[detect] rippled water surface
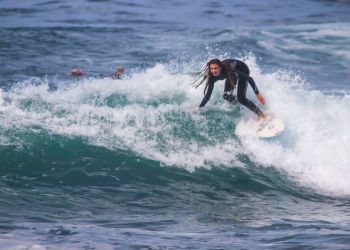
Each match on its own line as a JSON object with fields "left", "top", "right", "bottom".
{"left": 1, "top": 0, "right": 350, "bottom": 249}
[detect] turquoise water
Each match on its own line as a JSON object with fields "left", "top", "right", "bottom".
{"left": 1, "top": 0, "right": 350, "bottom": 249}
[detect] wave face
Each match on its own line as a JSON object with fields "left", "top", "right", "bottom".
{"left": 1, "top": 56, "right": 350, "bottom": 248}
{"left": 1, "top": 55, "right": 350, "bottom": 195}
{"left": 1, "top": 0, "right": 350, "bottom": 249}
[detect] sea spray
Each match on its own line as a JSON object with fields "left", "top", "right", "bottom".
{"left": 1, "top": 55, "right": 350, "bottom": 197}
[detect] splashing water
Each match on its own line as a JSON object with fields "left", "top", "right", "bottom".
{"left": 1, "top": 55, "right": 350, "bottom": 197}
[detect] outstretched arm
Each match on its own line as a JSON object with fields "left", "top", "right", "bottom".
{"left": 237, "top": 71, "right": 266, "bottom": 105}
{"left": 248, "top": 76, "right": 259, "bottom": 94}
{"left": 199, "top": 81, "right": 214, "bottom": 107}
{"left": 247, "top": 76, "right": 266, "bottom": 105}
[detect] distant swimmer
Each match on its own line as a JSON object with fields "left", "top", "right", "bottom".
{"left": 193, "top": 58, "right": 267, "bottom": 119}
{"left": 111, "top": 67, "right": 125, "bottom": 79}
{"left": 70, "top": 68, "right": 85, "bottom": 77}
{"left": 69, "top": 67, "right": 125, "bottom": 79}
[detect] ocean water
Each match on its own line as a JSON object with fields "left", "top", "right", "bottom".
{"left": 1, "top": 0, "right": 350, "bottom": 249}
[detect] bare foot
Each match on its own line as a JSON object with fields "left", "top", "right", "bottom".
{"left": 258, "top": 113, "right": 269, "bottom": 121}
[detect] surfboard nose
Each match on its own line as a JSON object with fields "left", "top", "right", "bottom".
{"left": 258, "top": 117, "right": 285, "bottom": 138}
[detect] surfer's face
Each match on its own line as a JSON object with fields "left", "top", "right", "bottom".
{"left": 209, "top": 63, "right": 221, "bottom": 76}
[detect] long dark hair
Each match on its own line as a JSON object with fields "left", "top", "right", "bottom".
{"left": 192, "top": 59, "right": 237, "bottom": 95}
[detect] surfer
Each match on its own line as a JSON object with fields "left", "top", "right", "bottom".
{"left": 70, "top": 67, "right": 125, "bottom": 79}
{"left": 111, "top": 67, "right": 125, "bottom": 79}
{"left": 193, "top": 59, "right": 267, "bottom": 119}
{"left": 70, "top": 68, "right": 85, "bottom": 77}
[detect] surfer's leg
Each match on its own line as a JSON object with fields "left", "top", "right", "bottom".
{"left": 237, "top": 78, "right": 263, "bottom": 116}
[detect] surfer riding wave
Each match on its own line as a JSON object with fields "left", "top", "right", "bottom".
{"left": 193, "top": 59, "right": 267, "bottom": 119}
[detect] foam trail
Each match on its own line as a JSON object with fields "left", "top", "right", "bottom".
{"left": 236, "top": 56, "right": 350, "bottom": 196}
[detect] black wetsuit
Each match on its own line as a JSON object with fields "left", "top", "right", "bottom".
{"left": 199, "top": 59, "right": 263, "bottom": 116}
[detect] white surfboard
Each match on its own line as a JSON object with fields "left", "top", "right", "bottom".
{"left": 257, "top": 116, "right": 285, "bottom": 138}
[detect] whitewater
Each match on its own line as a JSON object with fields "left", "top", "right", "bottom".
{"left": 1, "top": 0, "right": 350, "bottom": 249}
{"left": 1, "top": 55, "right": 349, "bottom": 198}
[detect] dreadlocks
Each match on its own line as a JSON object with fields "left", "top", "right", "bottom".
{"left": 192, "top": 59, "right": 237, "bottom": 95}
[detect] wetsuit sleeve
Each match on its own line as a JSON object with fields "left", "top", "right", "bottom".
{"left": 237, "top": 72, "right": 260, "bottom": 94}
{"left": 224, "top": 79, "right": 233, "bottom": 92}
{"left": 199, "top": 81, "right": 214, "bottom": 107}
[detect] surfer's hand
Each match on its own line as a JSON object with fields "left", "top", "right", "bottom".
{"left": 256, "top": 94, "right": 266, "bottom": 105}
{"left": 192, "top": 107, "right": 201, "bottom": 114}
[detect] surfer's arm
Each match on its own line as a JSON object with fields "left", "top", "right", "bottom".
{"left": 247, "top": 77, "right": 266, "bottom": 105}
{"left": 236, "top": 72, "right": 259, "bottom": 94}
{"left": 247, "top": 76, "right": 260, "bottom": 95}
{"left": 199, "top": 81, "right": 214, "bottom": 107}
{"left": 237, "top": 71, "right": 265, "bottom": 105}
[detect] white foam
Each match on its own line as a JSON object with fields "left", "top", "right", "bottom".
{"left": 259, "top": 23, "right": 350, "bottom": 64}
{"left": 1, "top": 56, "right": 350, "bottom": 196}
{"left": 298, "top": 23, "right": 350, "bottom": 39}
{"left": 0, "top": 89, "right": 4, "bottom": 106}
{"left": 236, "top": 57, "right": 350, "bottom": 197}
